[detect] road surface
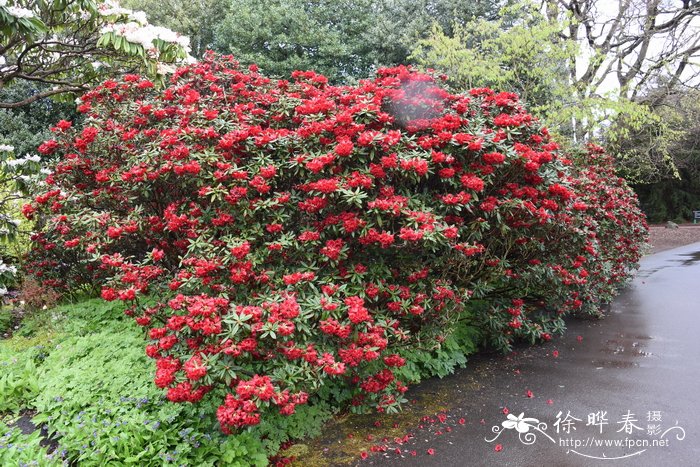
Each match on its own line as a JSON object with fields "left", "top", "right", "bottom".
{"left": 303, "top": 243, "right": 700, "bottom": 467}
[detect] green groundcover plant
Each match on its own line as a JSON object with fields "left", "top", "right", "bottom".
{"left": 24, "top": 53, "right": 647, "bottom": 435}
{"left": 0, "top": 300, "right": 272, "bottom": 466}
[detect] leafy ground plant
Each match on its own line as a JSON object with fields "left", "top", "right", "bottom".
{"left": 1, "top": 299, "right": 270, "bottom": 465}
{"left": 0, "top": 348, "right": 39, "bottom": 413}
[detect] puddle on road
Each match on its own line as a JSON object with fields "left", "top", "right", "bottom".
{"left": 676, "top": 251, "right": 700, "bottom": 266}
{"left": 638, "top": 250, "right": 700, "bottom": 277}
{"left": 591, "top": 359, "right": 640, "bottom": 369}
{"left": 597, "top": 333, "right": 654, "bottom": 363}
{"left": 637, "top": 268, "right": 661, "bottom": 278}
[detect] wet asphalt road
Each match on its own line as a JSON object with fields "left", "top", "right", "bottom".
{"left": 347, "top": 243, "right": 700, "bottom": 467}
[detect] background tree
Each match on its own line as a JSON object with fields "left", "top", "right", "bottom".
{"left": 0, "top": 141, "right": 46, "bottom": 294}
{"left": 212, "top": 0, "right": 508, "bottom": 82}
{"left": 546, "top": 0, "right": 700, "bottom": 109}
{"left": 0, "top": 81, "right": 76, "bottom": 289}
{"left": 0, "top": 81, "right": 77, "bottom": 156}
{"left": 612, "top": 86, "right": 700, "bottom": 221}
{"left": 544, "top": 0, "right": 700, "bottom": 166}
{"left": 213, "top": 0, "right": 351, "bottom": 79}
{"left": 412, "top": 0, "right": 700, "bottom": 184}
{"left": 410, "top": 2, "right": 573, "bottom": 120}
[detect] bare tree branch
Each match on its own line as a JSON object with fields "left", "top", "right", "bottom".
{"left": 0, "top": 86, "right": 87, "bottom": 109}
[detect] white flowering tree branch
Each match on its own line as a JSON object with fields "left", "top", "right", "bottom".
{"left": 0, "top": 144, "right": 40, "bottom": 293}
{"left": 0, "top": 0, "right": 193, "bottom": 108}
{"left": 0, "top": 144, "right": 42, "bottom": 239}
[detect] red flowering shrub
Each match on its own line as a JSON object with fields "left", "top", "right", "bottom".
{"left": 567, "top": 144, "right": 648, "bottom": 308}
{"left": 24, "top": 53, "right": 646, "bottom": 432}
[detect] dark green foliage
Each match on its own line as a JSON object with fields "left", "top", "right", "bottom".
{"left": 212, "top": 0, "right": 506, "bottom": 82}
{"left": 616, "top": 89, "right": 700, "bottom": 222}
{"left": 634, "top": 174, "right": 700, "bottom": 223}
{"left": 394, "top": 321, "right": 480, "bottom": 383}
{"left": 0, "top": 82, "right": 78, "bottom": 156}
{"left": 0, "top": 307, "right": 12, "bottom": 334}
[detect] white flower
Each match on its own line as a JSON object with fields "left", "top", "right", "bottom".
{"left": 100, "top": 24, "right": 115, "bottom": 35}
{"left": 156, "top": 62, "right": 177, "bottom": 75}
{"left": 117, "top": 22, "right": 158, "bottom": 50}
{"left": 97, "top": 3, "right": 133, "bottom": 18}
{"left": 176, "top": 35, "right": 191, "bottom": 49}
{"left": 152, "top": 25, "right": 178, "bottom": 43}
{"left": 4, "top": 158, "right": 25, "bottom": 167}
{"left": 0, "top": 260, "right": 18, "bottom": 275}
{"left": 0, "top": 144, "right": 14, "bottom": 152}
{"left": 129, "top": 10, "right": 148, "bottom": 25}
{"left": 6, "top": 6, "right": 35, "bottom": 18}
{"left": 100, "top": 16, "right": 192, "bottom": 62}
{"left": 4, "top": 154, "right": 40, "bottom": 167}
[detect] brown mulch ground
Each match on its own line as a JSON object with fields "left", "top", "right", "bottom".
{"left": 648, "top": 224, "right": 700, "bottom": 254}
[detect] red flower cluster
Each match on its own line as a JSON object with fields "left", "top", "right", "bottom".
{"left": 25, "top": 53, "right": 647, "bottom": 433}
